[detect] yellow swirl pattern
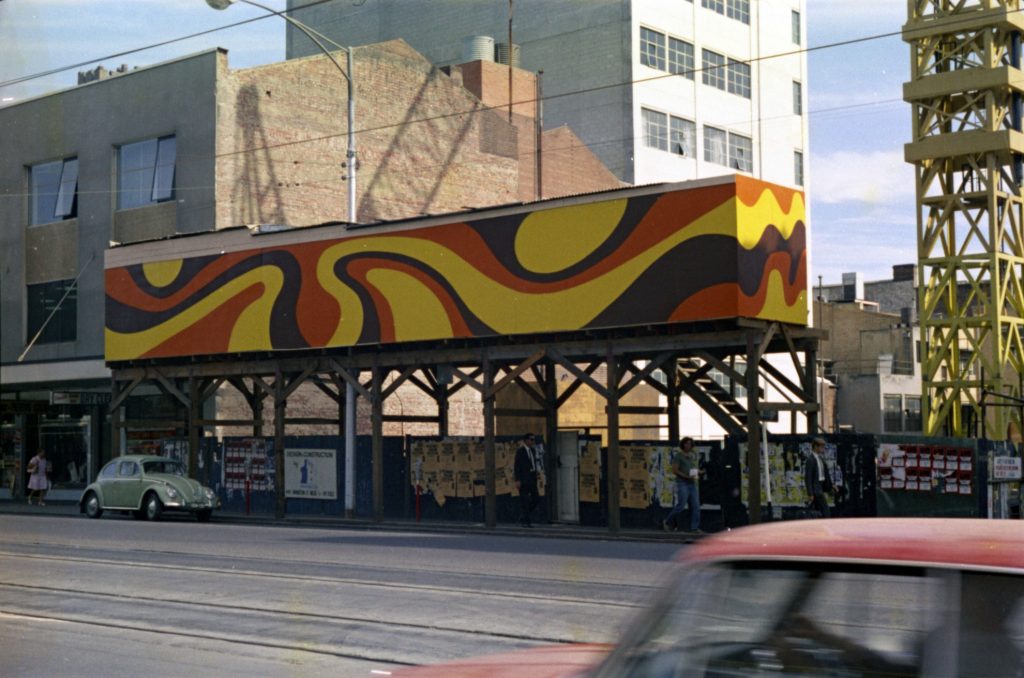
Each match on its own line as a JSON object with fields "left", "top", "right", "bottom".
{"left": 365, "top": 269, "right": 453, "bottom": 341}
{"left": 736, "top": 189, "right": 805, "bottom": 249}
{"left": 142, "top": 260, "right": 183, "bottom": 288}
{"left": 316, "top": 200, "right": 736, "bottom": 338}
{"left": 514, "top": 199, "right": 627, "bottom": 273}
{"left": 106, "top": 266, "right": 283, "bottom": 357}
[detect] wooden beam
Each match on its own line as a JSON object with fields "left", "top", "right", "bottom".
{"left": 555, "top": 360, "right": 601, "bottom": 407}
{"left": 488, "top": 349, "right": 545, "bottom": 397}
{"left": 548, "top": 348, "right": 609, "bottom": 399}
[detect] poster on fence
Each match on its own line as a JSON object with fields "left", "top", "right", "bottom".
{"left": 285, "top": 448, "right": 337, "bottom": 500}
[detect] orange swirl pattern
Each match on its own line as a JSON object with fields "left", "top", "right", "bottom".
{"left": 105, "top": 177, "right": 807, "bottom": 361}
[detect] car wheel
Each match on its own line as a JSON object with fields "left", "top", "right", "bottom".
{"left": 144, "top": 493, "right": 163, "bottom": 521}
{"left": 84, "top": 492, "right": 103, "bottom": 519}
{"left": 132, "top": 509, "right": 146, "bottom": 520}
{"left": 196, "top": 509, "right": 212, "bottom": 523}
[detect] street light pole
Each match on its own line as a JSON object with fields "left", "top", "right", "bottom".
{"left": 205, "top": 0, "right": 356, "bottom": 225}
{"left": 205, "top": 0, "right": 359, "bottom": 520}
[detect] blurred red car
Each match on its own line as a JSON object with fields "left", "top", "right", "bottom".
{"left": 392, "top": 518, "right": 1024, "bottom": 678}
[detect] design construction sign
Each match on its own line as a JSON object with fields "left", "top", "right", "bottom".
{"left": 285, "top": 448, "right": 337, "bottom": 500}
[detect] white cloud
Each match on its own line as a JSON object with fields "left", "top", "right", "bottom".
{"left": 809, "top": 149, "right": 914, "bottom": 206}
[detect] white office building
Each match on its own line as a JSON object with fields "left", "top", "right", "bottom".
{"left": 288, "top": 0, "right": 808, "bottom": 189}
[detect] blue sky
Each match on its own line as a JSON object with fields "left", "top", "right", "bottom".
{"left": 0, "top": 0, "right": 914, "bottom": 286}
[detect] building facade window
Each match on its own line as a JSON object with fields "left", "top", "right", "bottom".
{"left": 702, "top": 49, "right": 726, "bottom": 90}
{"left": 670, "top": 116, "right": 696, "bottom": 156}
{"left": 26, "top": 279, "right": 77, "bottom": 344}
{"left": 118, "top": 135, "right": 177, "bottom": 210}
{"left": 883, "top": 395, "right": 903, "bottom": 432}
{"left": 29, "top": 158, "right": 78, "bottom": 226}
{"left": 727, "top": 59, "right": 751, "bottom": 98}
{"left": 795, "top": 150, "right": 804, "bottom": 186}
{"left": 704, "top": 125, "right": 727, "bottom": 165}
{"left": 727, "top": 0, "right": 750, "bottom": 24}
{"left": 668, "top": 37, "right": 695, "bottom": 78}
{"left": 793, "top": 80, "right": 803, "bottom": 115}
{"left": 640, "top": 27, "right": 666, "bottom": 70}
{"left": 792, "top": 10, "right": 801, "bottom": 44}
{"left": 728, "top": 132, "right": 753, "bottom": 171}
{"left": 642, "top": 108, "right": 669, "bottom": 151}
{"left": 703, "top": 0, "right": 749, "bottom": 24}
{"left": 904, "top": 396, "right": 922, "bottom": 432}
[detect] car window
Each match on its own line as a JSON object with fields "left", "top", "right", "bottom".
{"left": 143, "top": 461, "right": 184, "bottom": 476}
{"left": 955, "top": 572, "right": 1024, "bottom": 678}
{"left": 100, "top": 462, "right": 118, "bottom": 479}
{"left": 117, "top": 461, "right": 140, "bottom": 477}
{"left": 604, "top": 562, "right": 938, "bottom": 677}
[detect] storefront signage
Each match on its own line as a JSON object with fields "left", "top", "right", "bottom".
{"left": 51, "top": 391, "right": 112, "bottom": 406}
{"left": 284, "top": 448, "right": 337, "bottom": 500}
{"left": 991, "top": 456, "right": 1023, "bottom": 481}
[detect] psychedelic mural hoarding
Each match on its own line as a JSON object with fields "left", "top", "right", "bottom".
{"left": 105, "top": 176, "right": 806, "bottom": 361}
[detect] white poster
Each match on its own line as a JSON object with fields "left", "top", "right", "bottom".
{"left": 285, "top": 448, "right": 337, "bottom": 500}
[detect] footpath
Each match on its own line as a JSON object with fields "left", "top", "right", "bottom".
{"left": 0, "top": 498, "right": 702, "bottom": 543}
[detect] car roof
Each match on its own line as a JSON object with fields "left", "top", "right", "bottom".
{"left": 684, "top": 518, "right": 1023, "bottom": 572}
{"left": 106, "top": 455, "right": 177, "bottom": 464}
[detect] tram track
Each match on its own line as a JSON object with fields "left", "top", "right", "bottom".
{"left": 0, "top": 542, "right": 655, "bottom": 609}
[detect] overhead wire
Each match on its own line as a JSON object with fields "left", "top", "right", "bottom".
{"left": 1, "top": 2, "right": 976, "bottom": 204}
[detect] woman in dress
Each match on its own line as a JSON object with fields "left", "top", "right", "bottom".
{"left": 27, "top": 448, "right": 49, "bottom": 506}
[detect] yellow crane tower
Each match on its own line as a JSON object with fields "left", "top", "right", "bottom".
{"left": 904, "top": 0, "right": 1024, "bottom": 439}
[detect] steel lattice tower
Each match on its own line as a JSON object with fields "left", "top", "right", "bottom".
{"left": 904, "top": 0, "right": 1024, "bottom": 437}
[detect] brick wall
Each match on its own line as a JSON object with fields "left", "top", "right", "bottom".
{"left": 457, "top": 60, "right": 623, "bottom": 202}
{"left": 215, "top": 40, "right": 520, "bottom": 227}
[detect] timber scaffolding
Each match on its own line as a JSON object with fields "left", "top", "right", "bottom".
{"left": 104, "top": 176, "right": 821, "bottom": 531}
{"left": 108, "top": 320, "right": 824, "bottom": 531}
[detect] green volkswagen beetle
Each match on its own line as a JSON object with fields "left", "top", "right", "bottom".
{"left": 79, "top": 455, "right": 219, "bottom": 522}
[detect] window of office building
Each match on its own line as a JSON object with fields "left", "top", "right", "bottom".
{"left": 703, "top": 0, "right": 749, "bottom": 24}
{"left": 26, "top": 279, "right": 77, "bottom": 344}
{"left": 640, "top": 27, "right": 666, "bottom": 71}
{"left": 702, "top": 49, "right": 726, "bottom": 90}
{"left": 118, "top": 135, "right": 176, "bottom": 210}
{"left": 905, "top": 397, "right": 922, "bottom": 432}
{"left": 670, "top": 116, "right": 696, "bottom": 157}
{"left": 704, "top": 126, "right": 727, "bottom": 165}
{"left": 792, "top": 10, "right": 801, "bottom": 44}
{"left": 884, "top": 395, "right": 903, "bottom": 432}
{"left": 668, "top": 37, "right": 695, "bottom": 78}
{"left": 728, "top": 133, "right": 753, "bottom": 171}
{"left": 29, "top": 158, "right": 78, "bottom": 226}
{"left": 642, "top": 108, "right": 669, "bottom": 151}
{"left": 727, "top": 59, "right": 751, "bottom": 98}
{"left": 727, "top": 0, "right": 750, "bottom": 24}
{"left": 793, "top": 80, "right": 803, "bottom": 115}
{"left": 795, "top": 150, "right": 804, "bottom": 186}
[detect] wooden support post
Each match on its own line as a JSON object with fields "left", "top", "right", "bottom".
{"left": 544, "top": 360, "right": 558, "bottom": 521}
{"left": 111, "top": 384, "right": 123, "bottom": 459}
{"left": 606, "top": 345, "right": 621, "bottom": 534}
{"left": 372, "top": 366, "right": 384, "bottom": 522}
{"left": 668, "top": 358, "right": 681, "bottom": 444}
{"left": 188, "top": 377, "right": 201, "bottom": 482}
{"left": 805, "top": 348, "right": 819, "bottom": 434}
{"left": 274, "top": 366, "right": 286, "bottom": 520}
{"left": 746, "top": 332, "right": 762, "bottom": 524}
{"left": 483, "top": 356, "right": 496, "bottom": 528}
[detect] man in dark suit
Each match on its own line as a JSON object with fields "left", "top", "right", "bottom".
{"left": 514, "top": 433, "right": 540, "bottom": 527}
{"left": 804, "top": 437, "right": 834, "bottom": 518}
